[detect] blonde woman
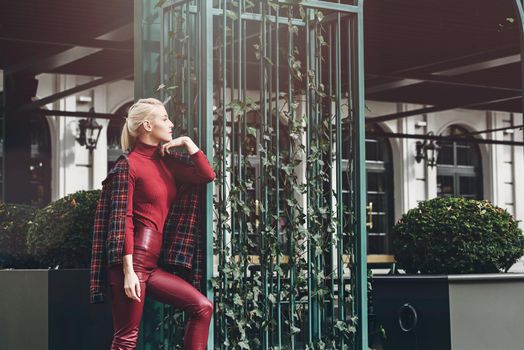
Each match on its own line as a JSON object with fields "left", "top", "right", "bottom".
{"left": 90, "top": 98, "right": 215, "bottom": 349}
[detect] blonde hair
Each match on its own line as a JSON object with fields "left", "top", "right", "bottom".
{"left": 120, "top": 98, "right": 164, "bottom": 152}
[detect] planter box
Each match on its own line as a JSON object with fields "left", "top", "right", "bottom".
{"left": 0, "top": 269, "right": 113, "bottom": 350}
{"left": 372, "top": 274, "right": 524, "bottom": 350}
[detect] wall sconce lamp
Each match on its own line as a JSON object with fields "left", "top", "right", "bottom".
{"left": 75, "top": 107, "right": 102, "bottom": 151}
{"left": 415, "top": 132, "right": 440, "bottom": 167}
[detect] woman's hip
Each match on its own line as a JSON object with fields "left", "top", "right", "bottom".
{"left": 133, "top": 222, "right": 163, "bottom": 268}
{"left": 107, "top": 222, "right": 164, "bottom": 283}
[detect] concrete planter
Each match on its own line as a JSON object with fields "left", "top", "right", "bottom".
{"left": 372, "top": 274, "right": 524, "bottom": 350}
{"left": 0, "top": 269, "right": 113, "bottom": 350}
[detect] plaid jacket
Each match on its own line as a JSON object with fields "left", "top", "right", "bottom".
{"left": 89, "top": 150, "right": 211, "bottom": 304}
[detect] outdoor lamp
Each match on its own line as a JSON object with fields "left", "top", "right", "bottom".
{"left": 415, "top": 132, "right": 440, "bottom": 168}
{"left": 75, "top": 107, "right": 102, "bottom": 151}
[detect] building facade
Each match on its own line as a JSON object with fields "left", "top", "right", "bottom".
{"left": 1, "top": 69, "right": 522, "bottom": 262}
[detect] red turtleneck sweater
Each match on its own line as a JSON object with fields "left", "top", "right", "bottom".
{"left": 124, "top": 139, "right": 215, "bottom": 255}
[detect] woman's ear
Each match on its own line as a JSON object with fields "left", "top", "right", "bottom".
{"left": 142, "top": 120, "right": 152, "bottom": 132}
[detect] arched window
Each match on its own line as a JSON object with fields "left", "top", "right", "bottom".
{"left": 436, "top": 125, "right": 483, "bottom": 199}
{"left": 107, "top": 102, "right": 133, "bottom": 171}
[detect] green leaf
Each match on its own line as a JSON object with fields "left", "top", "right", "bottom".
{"left": 225, "top": 308, "right": 235, "bottom": 319}
{"left": 263, "top": 56, "right": 274, "bottom": 66}
{"left": 268, "top": 294, "right": 276, "bottom": 304}
{"left": 268, "top": 2, "right": 279, "bottom": 11}
{"left": 299, "top": 6, "right": 306, "bottom": 20}
{"left": 226, "top": 11, "right": 238, "bottom": 21}
{"left": 234, "top": 293, "right": 243, "bottom": 306}
{"left": 316, "top": 10, "right": 324, "bottom": 22}
{"left": 253, "top": 43, "right": 260, "bottom": 60}
{"left": 290, "top": 325, "right": 301, "bottom": 335}
{"left": 238, "top": 340, "right": 250, "bottom": 349}
{"left": 247, "top": 126, "right": 257, "bottom": 137}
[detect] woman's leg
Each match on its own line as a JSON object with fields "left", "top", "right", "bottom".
{"left": 146, "top": 268, "right": 213, "bottom": 350}
{"left": 107, "top": 264, "right": 148, "bottom": 350}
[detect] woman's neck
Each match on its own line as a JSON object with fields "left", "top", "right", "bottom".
{"left": 133, "top": 138, "right": 160, "bottom": 158}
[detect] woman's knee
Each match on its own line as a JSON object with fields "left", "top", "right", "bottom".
{"left": 191, "top": 297, "right": 213, "bottom": 319}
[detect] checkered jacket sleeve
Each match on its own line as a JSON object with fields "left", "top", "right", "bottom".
{"left": 89, "top": 180, "right": 112, "bottom": 304}
{"left": 162, "top": 151, "right": 210, "bottom": 291}
{"left": 192, "top": 191, "right": 205, "bottom": 290}
{"left": 89, "top": 156, "right": 129, "bottom": 304}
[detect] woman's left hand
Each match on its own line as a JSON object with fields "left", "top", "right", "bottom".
{"left": 160, "top": 136, "right": 200, "bottom": 157}
{"left": 159, "top": 136, "right": 188, "bottom": 157}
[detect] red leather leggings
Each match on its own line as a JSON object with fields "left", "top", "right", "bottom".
{"left": 107, "top": 223, "right": 213, "bottom": 350}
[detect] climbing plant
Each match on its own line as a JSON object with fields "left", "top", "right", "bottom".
{"left": 146, "top": 0, "right": 366, "bottom": 348}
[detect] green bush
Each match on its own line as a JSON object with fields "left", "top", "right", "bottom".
{"left": 0, "top": 202, "right": 39, "bottom": 268}
{"left": 392, "top": 197, "right": 524, "bottom": 274}
{"left": 26, "top": 190, "right": 100, "bottom": 269}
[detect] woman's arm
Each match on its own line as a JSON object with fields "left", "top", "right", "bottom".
{"left": 122, "top": 163, "right": 141, "bottom": 302}
{"left": 166, "top": 137, "right": 216, "bottom": 184}
{"left": 123, "top": 164, "right": 136, "bottom": 256}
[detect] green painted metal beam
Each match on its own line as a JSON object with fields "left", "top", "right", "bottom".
{"left": 199, "top": 2, "right": 215, "bottom": 350}
{"left": 354, "top": 1, "right": 368, "bottom": 348}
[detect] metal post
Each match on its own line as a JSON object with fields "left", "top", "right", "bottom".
{"left": 199, "top": 2, "right": 215, "bottom": 350}
{"left": 353, "top": 2, "right": 368, "bottom": 349}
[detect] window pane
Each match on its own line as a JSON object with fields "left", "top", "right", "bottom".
{"left": 437, "top": 144, "right": 454, "bottom": 165}
{"left": 368, "top": 234, "right": 387, "bottom": 255}
{"left": 437, "top": 175, "right": 454, "bottom": 197}
{"left": 367, "top": 172, "right": 379, "bottom": 192}
{"left": 459, "top": 176, "right": 478, "bottom": 197}
{"left": 366, "top": 139, "right": 379, "bottom": 161}
{"left": 366, "top": 172, "right": 391, "bottom": 254}
{"left": 456, "top": 145, "right": 472, "bottom": 166}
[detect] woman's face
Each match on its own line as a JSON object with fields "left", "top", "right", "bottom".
{"left": 143, "top": 106, "right": 174, "bottom": 142}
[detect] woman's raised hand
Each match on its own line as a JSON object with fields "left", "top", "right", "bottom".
{"left": 159, "top": 136, "right": 200, "bottom": 156}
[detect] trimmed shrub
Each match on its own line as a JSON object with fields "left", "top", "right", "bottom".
{"left": 26, "top": 190, "right": 100, "bottom": 269}
{"left": 392, "top": 197, "right": 524, "bottom": 274}
{"left": 0, "top": 202, "right": 39, "bottom": 268}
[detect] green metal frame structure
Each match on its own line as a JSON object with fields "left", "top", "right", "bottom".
{"left": 135, "top": 0, "right": 368, "bottom": 349}
{"left": 134, "top": 0, "right": 365, "bottom": 348}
